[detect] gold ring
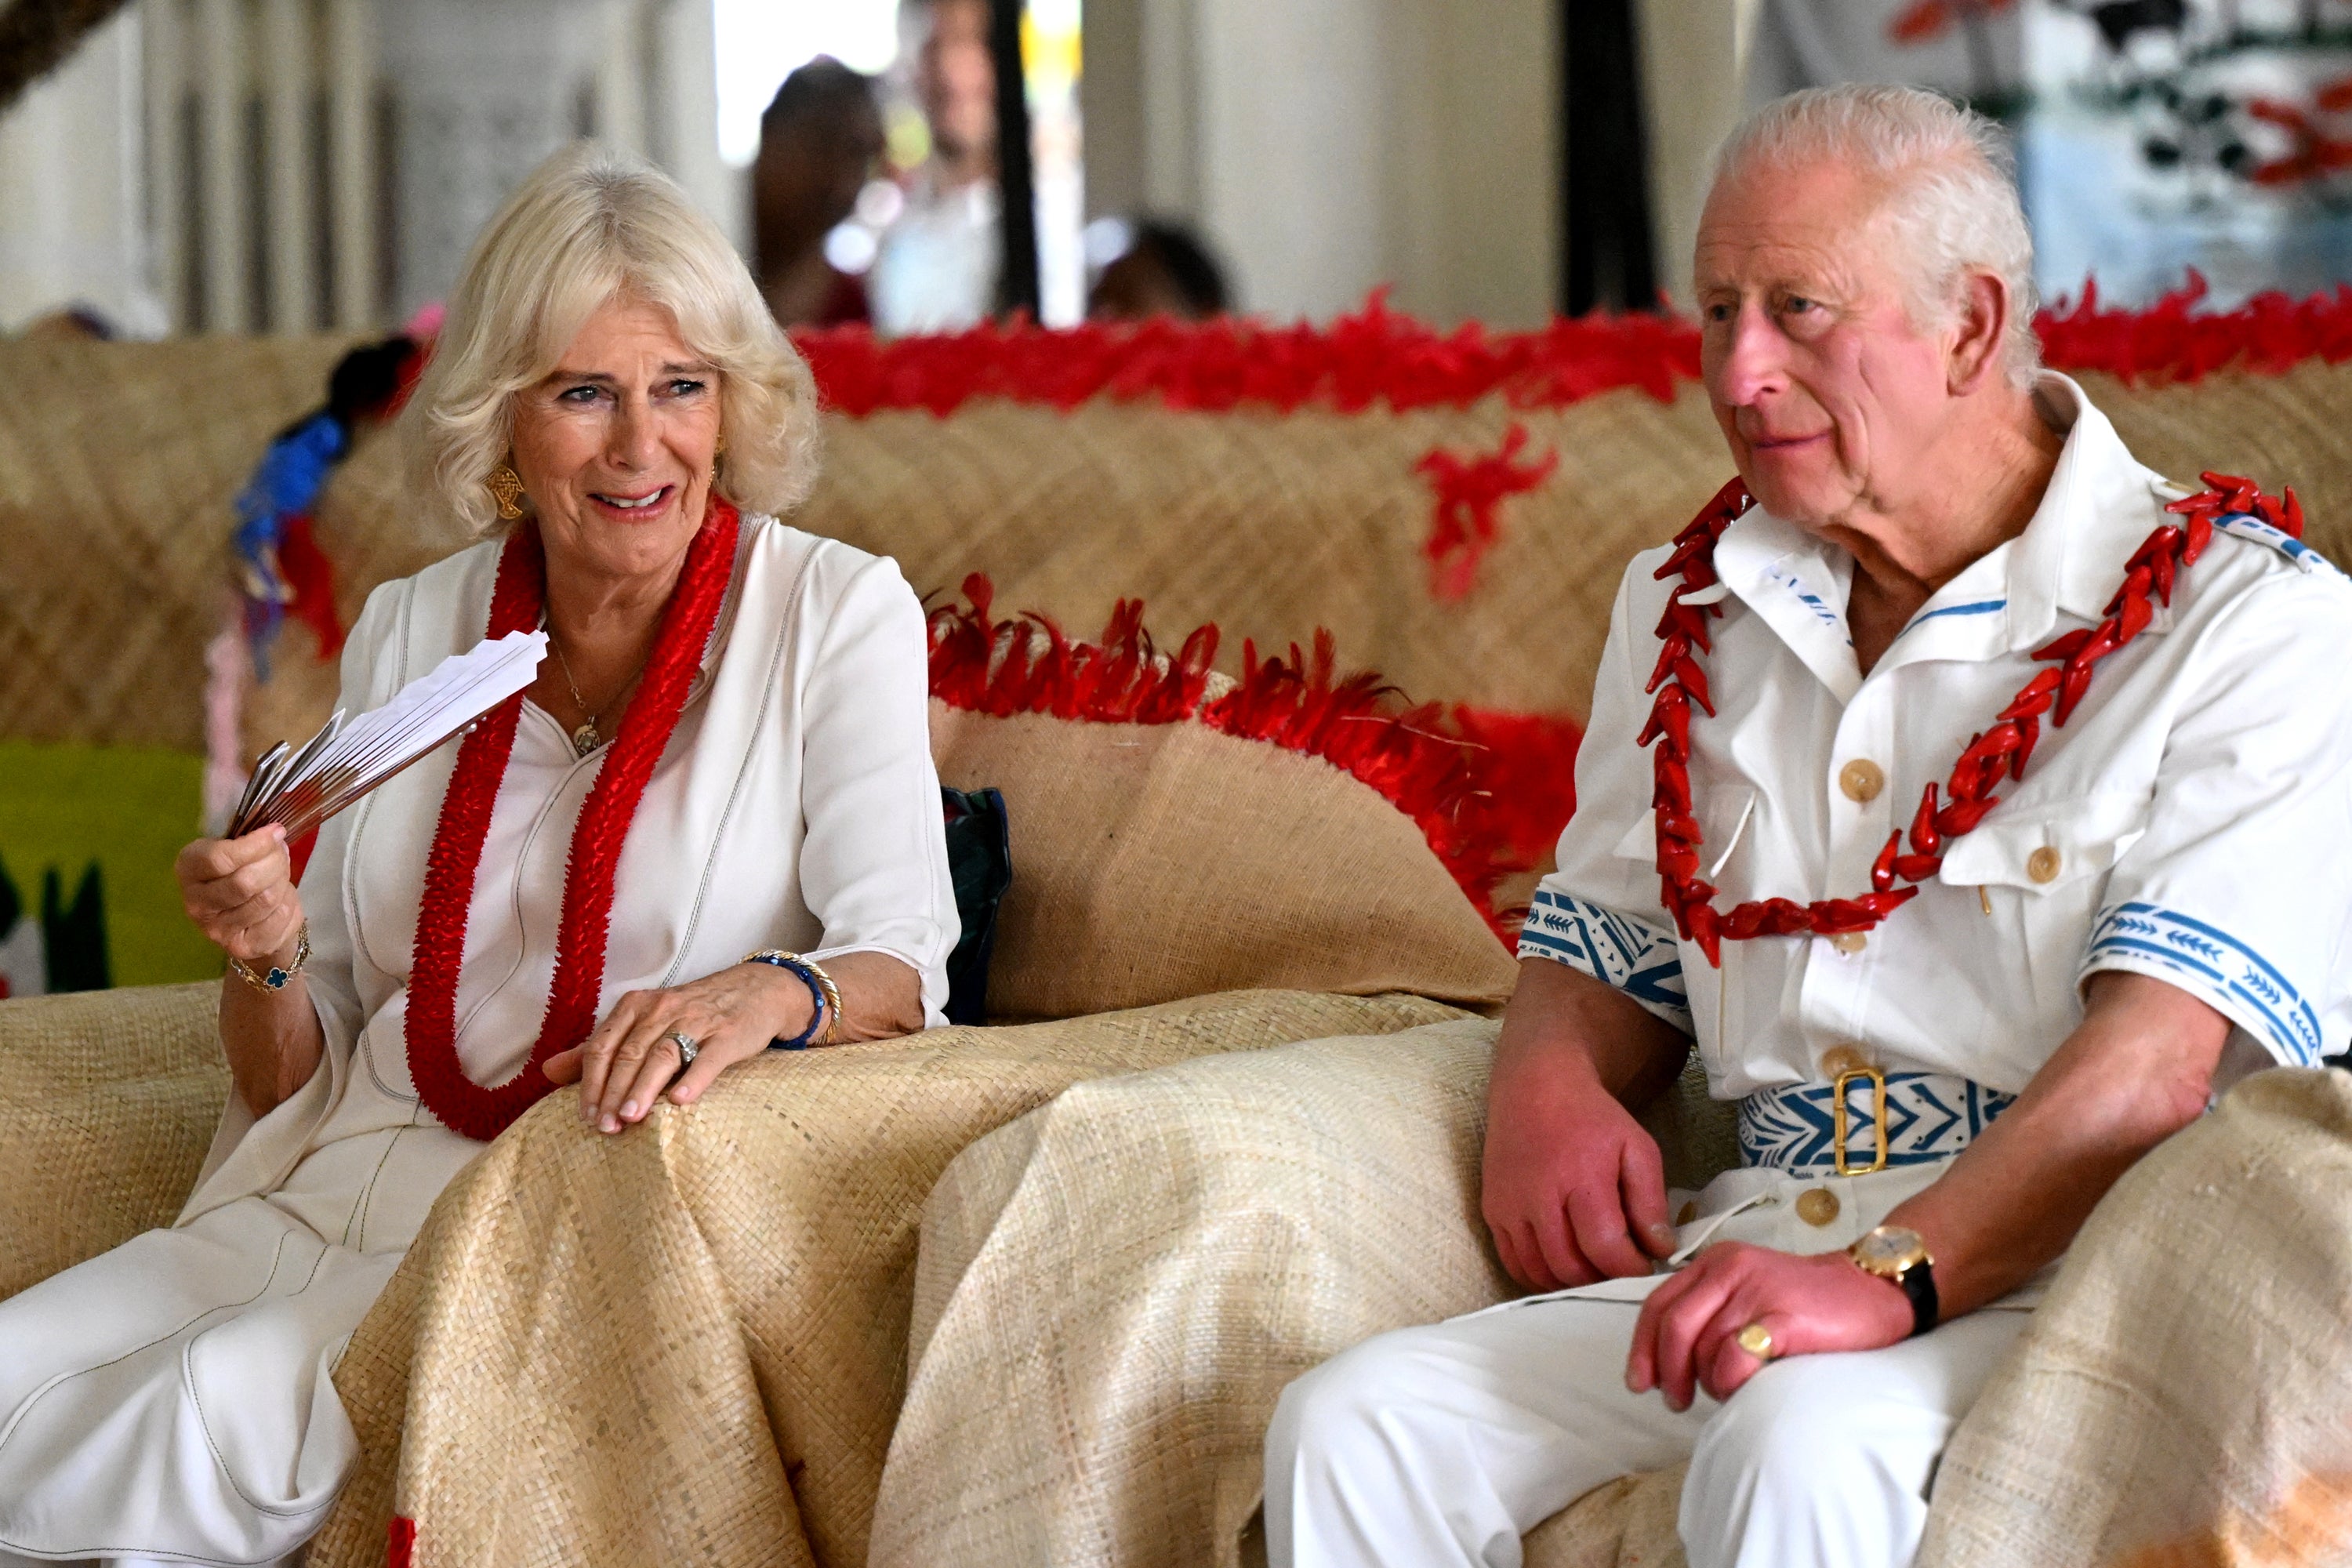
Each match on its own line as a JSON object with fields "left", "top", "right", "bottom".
{"left": 1735, "top": 1323, "right": 1776, "bottom": 1361}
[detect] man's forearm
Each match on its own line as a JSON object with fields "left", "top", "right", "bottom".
{"left": 1884, "top": 971, "right": 2227, "bottom": 1318}
{"left": 1490, "top": 958, "right": 1690, "bottom": 1109}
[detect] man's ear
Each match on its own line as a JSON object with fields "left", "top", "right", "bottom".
{"left": 1946, "top": 270, "right": 2010, "bottom": 394}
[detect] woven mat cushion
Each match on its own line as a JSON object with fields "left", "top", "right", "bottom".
{"left": 932, "top": 702, "right": 1516, "bottom": 1019}
{"left": 875, "top": 1018, "right": 1726, "bottom": 1568}
{"left": 307, "top": 987, "right": 1468, "bottom": 1568}
{"left": 1915, "top": 1066, "right": 2352, "bottom": 1568}
{"left": 0, "top": 982, "right": 225, "bottom": 1299}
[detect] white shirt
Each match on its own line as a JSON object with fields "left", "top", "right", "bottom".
{"left": 180, "top": 516, "right": 959, "bottom": 1238}
{"left": 1523, "top": 375, "right": 2352, "bottom": 1109}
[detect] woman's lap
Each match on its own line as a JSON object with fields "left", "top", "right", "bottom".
{"left": 0, "top": 1197, "right": 397, "bottom": 1565}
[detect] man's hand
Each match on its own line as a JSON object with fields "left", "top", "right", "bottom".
{"left": 1481, "top": 960, "right": 1691, "bottom": 1291}
{"left": 1626, "top": 1242, "right": 1913, "bottom": 1408}
{"left": 1483, "top": 1065, "right": 1676, "bottom": 1288}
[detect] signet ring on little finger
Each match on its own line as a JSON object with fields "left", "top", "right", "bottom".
{"left": 1736, "top": 1323, "right": 1777, "bottom": 1362}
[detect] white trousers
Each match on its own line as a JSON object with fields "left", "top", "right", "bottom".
{"left": 0, "top": 1197, "right": 400, "bottom": 1566}
{"left": 1265, "top": 1277, "right": 2027, "bottom": 1568}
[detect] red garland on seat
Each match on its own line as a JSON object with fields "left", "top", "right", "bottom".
{"left": 1646, "top": 471, "right": 2297, "bottom": 966}
{"left": 924, "top": 574, "right": 1570, "bottom": 936}
{"left": 793, "top": 280, "right": 2352, "bottom": 421}
{"left": 1446, "top": 704, "right": 1582, "bottom": 870}
{"left": 1415, "top": 423, "right": 1562, "bottom": 601}
{"left": 403, "top": 502, "right": 740, "bottom": 1143}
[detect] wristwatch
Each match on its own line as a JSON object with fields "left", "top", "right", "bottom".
{"left": 1846, "top": 1225, "right": 1938, "bottom": 1338}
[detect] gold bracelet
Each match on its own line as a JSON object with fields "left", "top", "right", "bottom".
{"left": 228, "top": 923, "right": 310, "bottom": 993}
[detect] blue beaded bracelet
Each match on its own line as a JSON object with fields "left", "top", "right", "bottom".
{"left": 743, "top": 949, "right": 832, "bottom": 1050}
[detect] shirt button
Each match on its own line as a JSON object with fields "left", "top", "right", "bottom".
{"left": 2027, "top": 845, "right": 2063, "bottom": 883}
{"left": 1820, "top": 1044, "right": 1871, "bottom": 1077}
{"left": 1838, "top": 759, "right": 1886, "bottom": 804}
{"left": 1797, "top": 1188, "right": 1842, "bottom": 1227}
{"left": 1828, "top": 931, "right": 1867, "bottom": 955}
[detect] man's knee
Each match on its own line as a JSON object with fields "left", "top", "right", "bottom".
{"left": 1681, "top": 1353, "right": 1941, "bottom": 1566}
{"left": 1269, "top": 1326, "right": 1465, "bottom": 1480}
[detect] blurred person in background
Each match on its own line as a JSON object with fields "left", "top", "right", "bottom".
{"left": 753, "top": 57, "right": 884, "bottom": 328}
{"left": 1087, "top": 219, "right": 1232, "bottom": 322}
{"left": 869, "top": 0, "right": 1000, "bottom": 334}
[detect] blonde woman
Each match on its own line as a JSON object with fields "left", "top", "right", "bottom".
{"left": 0, "top": 145, "right": 955, "bottom": 1568}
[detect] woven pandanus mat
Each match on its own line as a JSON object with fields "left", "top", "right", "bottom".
{"left": 801, "top": 390, "right": 1726, "bottom": 722}
{"left": 0, "top": 336, "right": 354, "bottom": 751}
{"left": 0, "top": 981, "right": 224, "bottom": 1299}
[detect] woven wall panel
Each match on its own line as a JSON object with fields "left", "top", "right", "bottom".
{"left": 7, "top": 335, "right": 2352, "bottom": 760}
{"left": 0, "top": 337, "right": 353, "bottom": 750}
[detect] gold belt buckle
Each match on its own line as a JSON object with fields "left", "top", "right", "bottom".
{"left": 1831, "top": 1065, "right": 1889, "bottom": 1176}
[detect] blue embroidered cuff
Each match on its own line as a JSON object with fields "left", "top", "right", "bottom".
{"left": 2082, "top": 902, "right": 2326, "bottom": 1067}
{"left": 1516, "top": 890, "right": 1693, "bottom": 1034}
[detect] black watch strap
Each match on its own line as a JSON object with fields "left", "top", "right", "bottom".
{"left": 1897, "top": 1258, "right": 1939, "bottom": 1338}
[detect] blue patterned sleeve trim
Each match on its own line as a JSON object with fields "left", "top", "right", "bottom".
{"left": 2083, "top": 902, "right": 2326, "bottom": 1066}
{"left": 1517, "top": 890, "right": 1693, "bottom": 1034}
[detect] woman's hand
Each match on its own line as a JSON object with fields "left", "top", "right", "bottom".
{"left": 543, "top": 960, "right": 817, "bottom": 1134}
{"left": 176, "top": 826, "right": 305, "bottom": 968}
{"left": 1624, "top": 1241, "right": 1914, "bottom": 1409}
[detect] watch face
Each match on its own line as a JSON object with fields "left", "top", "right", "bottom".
{"left": 1854, "top": 1225, "right": 1929, "bottom": 1273}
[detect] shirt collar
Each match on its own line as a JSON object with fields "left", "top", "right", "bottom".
{"left": 1712, "top": 372, "right": 2172, "bottom": 697}
{"left": 2001, "top": 372, "right": 2176, "bottom": 650}
{"left": 1714, "top": 507, "right": 1862, "bottom": 702}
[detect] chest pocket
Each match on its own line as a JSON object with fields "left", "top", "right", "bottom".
{"left": 1610, "top": 788, "right": 1759, "bottom": 1068}
{"left": 1610, "top": 787, "right": 1761, "bottom": 881}
{"left": 1936, "top": 790, "right": 2151, "bottom": 1003}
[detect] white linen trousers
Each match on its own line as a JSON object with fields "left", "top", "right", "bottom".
{"left": 0, "top": 517, "right": 958, "bottom": 1566}
{"left": 1266, "top": 1160, "right": 2032, "bottom": 1568}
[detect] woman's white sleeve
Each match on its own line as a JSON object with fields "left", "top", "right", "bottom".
{"left": 295, "top": 579, "right": 407, "bottom": 1056}
{"left": 794, "top": 555, "right": 958, "bottom": 1025}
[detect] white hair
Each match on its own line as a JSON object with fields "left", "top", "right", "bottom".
{"left": 1711, "top": 85, "right": 2041, "bottom": 388}
{"left": 401, "top": 142, "right": 822, "bottom": 539}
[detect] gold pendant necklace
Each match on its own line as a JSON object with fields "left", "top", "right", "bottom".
{"left": 550, "top": 636, "right": 624, "bottom": 759}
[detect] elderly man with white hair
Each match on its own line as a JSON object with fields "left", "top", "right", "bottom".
{"left": 1265, "top": 84, "right": 2352, "bottom": 1568}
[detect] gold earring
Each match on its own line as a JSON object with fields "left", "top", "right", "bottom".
{"left": 488, "top": 463, "right": 525, "bottom": 521}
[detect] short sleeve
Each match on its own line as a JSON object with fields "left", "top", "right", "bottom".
{"left": 793, "top": 551, "right": 959, "bottom": 1025}
{"left": 1517, "top": 557, "right": 1693, "bottom": 1035}
{"left": 2081, "top": 572, "right": 2352, "bottom": 1069}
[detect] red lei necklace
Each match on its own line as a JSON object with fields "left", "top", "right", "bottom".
{"left": 1646, "top": 471, "right": 2299, "bottom": 967}
{"left": 405, "top": 499, "right": 740, "bottom": 1141}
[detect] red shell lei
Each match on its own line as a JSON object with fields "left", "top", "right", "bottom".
{"left": 404, "top": 499, "right": 741, "bottom": 1142}
{"left": 1646, "top": 471, "right": 2301, "bottom": 967}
